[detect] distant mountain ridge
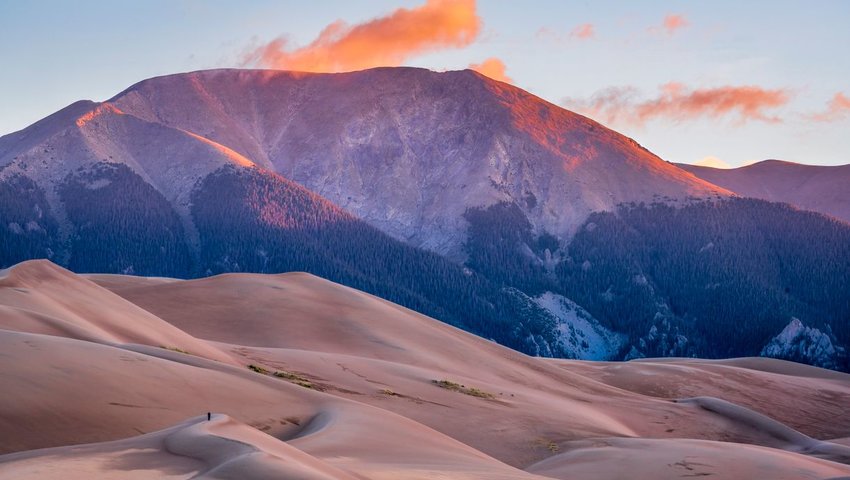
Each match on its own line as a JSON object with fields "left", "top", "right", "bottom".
{"left": 678, "top": 160, "right": 850, "bottom": 224}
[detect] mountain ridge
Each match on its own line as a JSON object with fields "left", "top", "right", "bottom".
{"left": 678, "top": 159, "right": 850, "bottom": 223}
{"left": 0, "top": 66, "right": 729, "bottom": 258}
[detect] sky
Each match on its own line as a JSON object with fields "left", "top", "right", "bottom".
{"left": 1, "top": 0, "right": 848, "bottom": 167}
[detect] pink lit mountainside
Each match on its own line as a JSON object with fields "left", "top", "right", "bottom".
{"left": 1, "top": 67, "right": 849, "bottom": 368}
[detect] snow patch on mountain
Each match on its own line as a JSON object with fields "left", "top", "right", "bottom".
{"left": 534, "top": 291, "right": 625, "bottom": 360}
{"left": 761, "top": 318, "right": 846, "bottom": 370}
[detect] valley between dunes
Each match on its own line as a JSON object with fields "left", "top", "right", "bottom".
{"left": 1, "top": 259, "right": 849, "bottom": 479}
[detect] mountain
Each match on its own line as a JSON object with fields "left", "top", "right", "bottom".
{"left": 0, "top": 66, "right": 726, "bottom": 359}
{"left": 557, "top": 198, "right": 850, "bottom": 367}
{"left": 1, "top": 260, "right": 850, "bottom": 479}
{"left": 2, "top": 67, "right": 849, "bottom": 370}
{"left": 0, "top": 67, "right": 727, "bottom": 260}
{"left": 678, "top": 160, "right": 850, "bottom": 224}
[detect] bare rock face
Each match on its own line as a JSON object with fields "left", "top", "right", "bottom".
{"left": 678, "top": 160, "right": 850, "bottom": 225}
{"left": 0, "top": 67, "right": 726, "bottom": 259}
{"left": 761, "top": 318, "right": 846, "bottom": 370}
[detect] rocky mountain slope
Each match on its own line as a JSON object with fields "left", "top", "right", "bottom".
{"left": 0, "top": 67, "right": 727, "bottom": 262}
{"left": 678, "top": 160, "right": 850, "bottom": 224}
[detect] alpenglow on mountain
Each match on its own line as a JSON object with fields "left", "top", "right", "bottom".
{"left": 0, "top": 67, "right": 728, "bottom": 258}
{"left": 1, "top": 67, "right": 848, "bottom": 370}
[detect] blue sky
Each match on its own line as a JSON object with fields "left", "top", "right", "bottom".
{"left": 1, "top": 0, "right": 848, "bottom": 166}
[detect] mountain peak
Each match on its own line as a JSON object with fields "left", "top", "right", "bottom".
{"left": 94, "top": 67, "right": 728, "bottom": 255}
{"left": 2, "top": 66, "right": 730, "bottom": 257}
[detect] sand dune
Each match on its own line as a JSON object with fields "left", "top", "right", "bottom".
{"left": 2, "top": 260, "right": 850, "bottom": 478}
{"left": 0, "top": 415, "right": 353, "bottom": 480}
{"left": 0, "top": 330, "right": 548, "bottom": 479}
{"left": 527, "top": 437, "right": 850, "bottom": 480}
{"left": 555, "top": 358, "right": 850, "bottom": 440}
{"left": 0, "top": 261, "right": 231, "bottom": 364}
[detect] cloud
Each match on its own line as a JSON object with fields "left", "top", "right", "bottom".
{"left": 663, "top": 14, "right": 688, "bottom": 34}
{"left": 649, "top": 14, "right": 689, "bottom": 35}
{"left": 243, "top": 0, "right": 481, "bottom": 72}
{"left": 563, "top": 83, "right": 790, "bottom": 126}
{"left": 692, "top": 156, "right": 733, "bottom": 169}
{"left": 570, "top": 23, "right": 595, "bottom": 40}
{"left": 536, "top": 23, "right": 595, "bottom": 42}
{"left": 469, "top": 57, "right": 512, "bottom": 83}
{"left": 810, "top": 92, "right": 850, "bottom": 122}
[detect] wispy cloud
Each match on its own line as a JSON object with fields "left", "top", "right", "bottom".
{"left": 242, "top": 0, "right": 480, "bottom": 72}
{"left": 570, "top": 23, "right": 595, "bottom": 40}
{"left": 809, "top": 92, "right": 850, "bottom": 122}
{"left": 563, "top": 83, "right": 791, "bottom": 126}
{"left": 649, "top": 14, "right": 689, "bottom": 35}
{"left": 469, "top": 57, "right": 512, "bottom": 83}
{"left": 536, "top": 23, "right": 595, "bottom": 42}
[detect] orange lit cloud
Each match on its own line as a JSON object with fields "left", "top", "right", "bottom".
{"left": 810, "top": 92, "right": 850, "bottom": 122}
{"left": 570, "top": 23, "right": 595, "bottom": 40}
{"left": 243, "top": 0, "right": 480, "bottom": 72}
{"left": 663, "top": 14, "right": 688, "bottom": 33}
{"left": 649, "top": 14, "right": 689, "bottom": 35}
{"left": 469, "top": 57, "right": 512, "bottom": 83}
{"left": 564, "top": 83, "right": 790, "bottom": 126}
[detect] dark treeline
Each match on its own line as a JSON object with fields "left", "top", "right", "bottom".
{"left": 191, "top": 166, "right": 564, "bottom": 356}
{"left": 0, "top": 175, "right": 58, "bottom": 267}
{"left": 58, "top": 163, "right": 192, "bottom": 276}
{"left": 461, "top": 198, "right": 850, "bottom": 367}
{"left": 0, "top": 164, "right": 564, "bottom": 358}
{"left": 463, "top": 202, "right": 558, "bottom": 296}
{"left": 557, "top": 200, "right": 850, "bottom": 360}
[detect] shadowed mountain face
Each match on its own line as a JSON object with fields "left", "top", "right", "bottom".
{"left": 557, "top": 199, "right": 850, "bottom": 369}
{"left": 678, "top": 160, "right": 850, "bottom": 224}
{"left": 0, "top": 160, "right": 568, "bottom": 357}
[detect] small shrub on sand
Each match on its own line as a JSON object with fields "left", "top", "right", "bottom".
{"left": 534, "top": 439, "right": 560, "bottom": 453}
{"left": 248, "top": 365, "right": 315, "bottom": 389}
{"left": 247, "top": 364, "right": 270, "bottom": 374}
{"left": 433, "top": 379, "right": 462, "bottom": 391}
{"left": 159, "top": 345, "right": 190, "bottom": 355}
{"left": 273, "top": 370, "right": 308, "bottom": 382}
{"left": 273, "top": 370, "right": 314, "bottom": 389}
{"left": 464, "top": 387, "right": 494, "bottom": 398}
{"left": 432, "top": 379, "right": 494, "bottom": 399}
